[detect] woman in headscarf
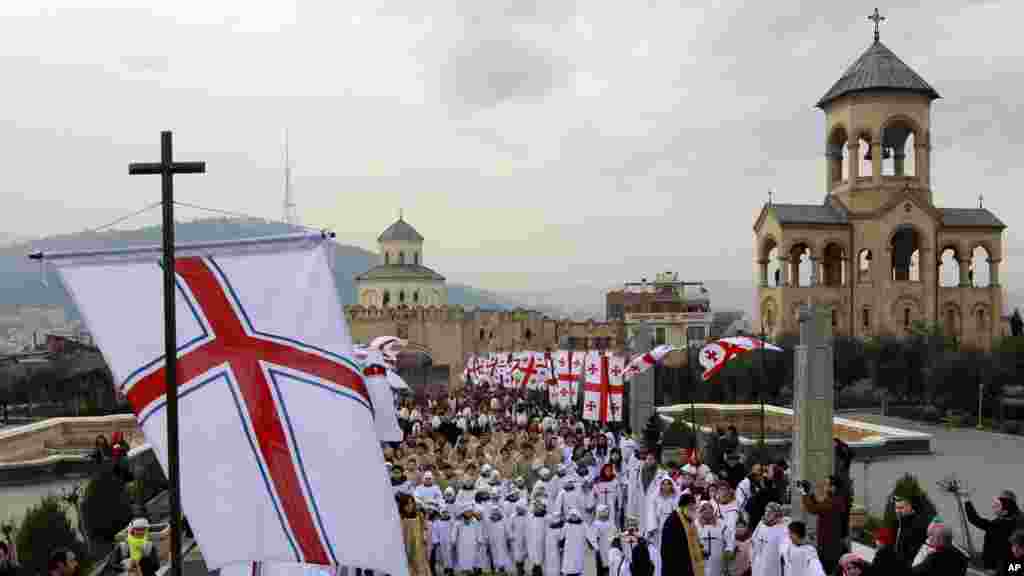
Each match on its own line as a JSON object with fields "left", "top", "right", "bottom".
{"left": 397, "top": 493, "right": 431, "bottom": 576}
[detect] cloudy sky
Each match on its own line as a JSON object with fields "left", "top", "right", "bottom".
{"left": 1, "top": 0, "right": 1020, "bottom": 311}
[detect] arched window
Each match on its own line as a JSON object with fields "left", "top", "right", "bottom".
{"left": 904, "top": 308, "right": 911, "bottom": 329}
{"left": 971, "top": 246, "right": 992, "bottom": 287}
{"left": 858, "top": 249, "right": 872, "bottom": 283}
{"left": 399, "top": 290, "right": 405, "bottom": 303}
{"left": 384, "top": 252, "right": 390, "bottom": 265}
{"left": 413, "top": 290, "right": 419, "bottom": 303}
{"left": 479, "top": 328, "right": 486, "bottom": 341}
{"left": 524, "top": 329, "right": 533, "bottom": 342}
{"left": 399, "top": 252, "right": 405, "bottom": 265}
{"left": 890, "top": 227, "right": 921, "bottom": 282}
{"left": 939, "top": 247, "right": 960, "bottom": 287}
{"left": 414, "top": 252, "right": 419, "bottom": 265}
{"left": 383, "top": 291, "right": 391, "bottom": 307}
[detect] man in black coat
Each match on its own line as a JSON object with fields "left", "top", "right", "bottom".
{"left": 894, "top": 496, "right": 931, "bottom": 567}
{"left": 660, "top": 493, "right": 703, "bottom": 576}
{"left": 966, "top": 491, "right": 1022, "bottom": 571}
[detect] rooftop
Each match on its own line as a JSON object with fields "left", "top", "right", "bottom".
{"left": 817, "top": 40, "right": 940, "bottom": 108}
{"left": 377, "top": 217, "right": 424, "bottom": 243}
{"left": 355, "top": 264, "right": 445, "bottom": 282}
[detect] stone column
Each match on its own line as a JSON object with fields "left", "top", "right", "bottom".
{"left": 758, "top": 260, "right": 769, "bottom": 287}
{"left": 791, "top": 304, "right": 835, "bottom": 542}
{"left": 916, "top": 140, "right": 930, "bottom": 186}
{"left": 894, "top": 151, "right": 906, "bottom": 177}
{"left": 629, "top": 323, "right": 656, "bottom": 435}
{"left": 871, "top": 141, "right": 882, "bottom": 186}
{"left": 777, "top": 256, "right": 790, "bottom": 287}
{"left": 808, "top": 256, "right": 819, "bottom": 287}
{"left": 848, "top": 138, "right": 860, "bottom": 181}
{"left": 990, "top": 259, "right": 1001, "bottom": 287}
{"left": 959, "top": 258, "right": 971, "bottom": 287}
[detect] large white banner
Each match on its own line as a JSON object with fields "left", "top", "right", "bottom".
{"left": 50, "top": 234, "right": 406, "bottom": 576}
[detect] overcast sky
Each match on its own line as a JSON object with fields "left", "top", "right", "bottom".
{"left": 1, "top": 0, "right": 1021, "bottom": 310}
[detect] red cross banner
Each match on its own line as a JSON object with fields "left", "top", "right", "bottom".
{"left": 699, "top": 336, "right": 784, "bottom": 381}
{"left": 554, "top": 350, "right": 582, "bottom": 409}
{"left": 531, "top": 351, "right": 551, "bottom": 391}
{"left": 47, "top": 233, "right": 407, "bottom": 576}
{"left": 622, "top": 344, "right": 678, "bottom": 381}
{"left": 582, "top": 352, "right": 626, "bottom": 423}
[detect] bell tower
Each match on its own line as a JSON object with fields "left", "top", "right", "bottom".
{"left": 819, "top": 8, "right": 940, "bottom": 215}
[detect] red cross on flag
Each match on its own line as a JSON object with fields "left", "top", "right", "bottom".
{"left": 622, "top": 344, "right": 678, "bottom": 380}
{"left": 582, "top": 352, "right": 626, "bottom": 423}
{"left": 45, "top": 233, "right": 406, "bottom": 576}
{"left": 531, "top": 351, "right": 551, "bottom": 391}
{"left": 555, "top": 350, "right": 582, "bottom": 409}
{"left": 699, "top": 336, "right": 784, "bottom": 381}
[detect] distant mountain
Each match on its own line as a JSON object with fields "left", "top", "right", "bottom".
{"left": 0, "top": 218, "right": 511, "bottom": 318}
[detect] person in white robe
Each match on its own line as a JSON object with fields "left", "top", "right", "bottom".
{"left": 628, "top": 452, "right": 659, "bottom": 533}
{"left": 525, "top": 501, "right": 547, "bottom": 576}
{"left": 544, "top": 514, "right": 565, "bottom": 576}
{"left": 750, "top": 503, "right": 788, "bottom": 576}
{"left": 432, "top": 506, "right": 454, "bottom": 576}
{"left": 509, "top": 502, "right": 529, "bottom": 576}
{"left": 415, "top": 472, "right": 445, "bottom": 508}
{"left": 561, "top": 508, "right": 587, "bottom": 576}
{"left": 484, "top": 501, "right": 513, "bottom": 574}
{"left": 593, "top": 464, "right": 621, "bottom": 519}
{"left": 457, "top": 477, "right": 478, "bottom": 506}
{"left": 696, "top": 501, "right": 733, "bottom": 576}
{"left": 646, "top": 476, "right": 679, "bottom": 551}
{"left": 589, "top": 505, "right": 615, "bottom": 576}
{"left": 780, "top": 521, "right": 825, "bottom": 576}
{"left": 451, "top": 504, "right": 485, "bottom": 575}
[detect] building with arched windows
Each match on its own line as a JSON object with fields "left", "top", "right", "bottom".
{"left": 752, "top": 26, "right": 1007, "bottom": 349}
{"left": 348, "top": 215, "right": 625, "bottom": 390}
{"left": 355, "top": 216, "right": 448, "bottom": 308}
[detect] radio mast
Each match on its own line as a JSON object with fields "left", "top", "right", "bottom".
{"left": 282, "top": 129, "right": 298, "bottom": 225}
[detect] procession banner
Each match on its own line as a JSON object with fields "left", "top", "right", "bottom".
{"left": 45, "top": 233, "right": 407, "bottom": 576}
{"left": 699, "top": 336, "right": 783, "bottom": 381}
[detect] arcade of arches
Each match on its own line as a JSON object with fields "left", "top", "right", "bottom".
{"left": 752, "top": 32, "right": 1007, "bottom": 350}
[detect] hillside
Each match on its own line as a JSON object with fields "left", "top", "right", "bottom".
{"left": 0, "top": 218, "right": 511, "bottom": 317}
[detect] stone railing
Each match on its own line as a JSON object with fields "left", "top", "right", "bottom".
{"left": 0, "top": 415, "right": 141, "bottom": 464}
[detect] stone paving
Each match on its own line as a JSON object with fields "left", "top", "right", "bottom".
{"left": 845, "top": 412, "right": 1024, "bottom": 553}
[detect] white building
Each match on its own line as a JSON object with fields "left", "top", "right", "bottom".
{"left": 355, "top": 216, "right": 448, "bottom": 308}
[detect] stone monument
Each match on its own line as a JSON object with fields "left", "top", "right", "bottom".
{"left": 629, "top": 322, "right": 656, "bottom": 435}
{"left": 790, "top": 303, "right": 835, "bottom": 540}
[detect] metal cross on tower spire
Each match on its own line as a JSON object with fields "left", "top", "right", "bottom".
{"left": 868, "top": 8, "right": 885, "bottom": 43}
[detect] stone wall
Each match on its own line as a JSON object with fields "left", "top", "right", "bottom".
{"left": 0, "top": 415, "right": 140, "bottom": 463}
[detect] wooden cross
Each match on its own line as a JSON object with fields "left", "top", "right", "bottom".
{"left": 868, "top": 8, "right": 885, "bottom": 42}
{"left": 128, "top": 131, "right": 205, "bottom": 576}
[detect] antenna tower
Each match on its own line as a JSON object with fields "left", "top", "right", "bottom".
{"left": 283, "top": 129, "right": 298, "bottom": 225}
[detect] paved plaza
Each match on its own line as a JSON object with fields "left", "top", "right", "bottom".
{"left": 846, "top": 411, "right": 1024, "bottom": 552}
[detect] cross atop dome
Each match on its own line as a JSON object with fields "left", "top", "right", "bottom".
{"left": 868, "top": 8, "right": 885, "bottom": 43}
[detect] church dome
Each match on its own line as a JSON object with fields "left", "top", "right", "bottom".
{"left": 816, "top": 40, "right": 940, "bottom": 109}
{"left": 377, "top": 217, "right": 424, "bottom": 243}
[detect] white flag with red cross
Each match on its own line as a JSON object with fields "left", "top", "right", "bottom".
{"left": 531, "top": 351, "right": 552, "bottom": 391}
{"left": 622, "top": 344, "right": 678, "bottom": 380}
{"left": 496, "top": 352, "right": 514, "bottom": 388}
{"left": 699, "top": 337, "right": 783, "bottom": 381}
{"left": 554, "top": 349, "right": 584, "bottom": 408}
{"left": 45, "top": 233, "right": 406, "bottom": 576}
{"left": 581, "top": 352, "right": 626, "bottom": 423}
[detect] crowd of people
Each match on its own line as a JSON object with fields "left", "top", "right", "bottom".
{"left": 5, "top": 385, "right": 1024, "bottom": 576}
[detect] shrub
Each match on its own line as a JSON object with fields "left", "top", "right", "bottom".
{"left": 16, "top": 494, "right": 81, "bottom": 576}
{"left": 883, "top": 473, "right": 939, "bottom": 530}
{"left": 81, "top": 468, "right": 134, "bottom": 543}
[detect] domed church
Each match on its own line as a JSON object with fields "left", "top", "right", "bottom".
{"left": 355, "top": 214, "right": 448, "bottom": 308}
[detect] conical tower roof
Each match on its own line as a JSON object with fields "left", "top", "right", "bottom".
{"left": 816, "top": 40, "right": 940, "bottom": 109}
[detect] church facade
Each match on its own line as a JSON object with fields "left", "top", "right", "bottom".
{"left": 347, "top": 216, "right": 625, "bottom": 390}
{"left": 753, "top": 28, "right": 1007, "bottom": 350}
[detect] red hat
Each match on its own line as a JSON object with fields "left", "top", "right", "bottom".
{"left": 874, "top": 527, "right": 895, "bottom": 546}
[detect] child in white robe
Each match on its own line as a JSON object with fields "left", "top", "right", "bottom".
{"left": 485, "top": 501, "right": 513, "bottom": 574}
{"left": 696, "top": 501, "right": 732, "bottom": 576}
{"left": 555, "top": 478, "right": 586, "bottom": 520}
{"left": 526, "top": 500, "right": 548, "bottom": 576}
{"left": 433, "top": 507, "right": 454, "bottom": 576}
{"left": 509, "top": 502, "right": 529, "bottom": 576}
{"left": 780, "top": 521, "right": 825, "bottom": 576}
{"left": 451, "top": 505, "right": 485, "bottom": 576}
{"left": 588, "top": 505, "right": 614, "bottom": 576}
{"left": 750, "top": 503, "right": 788, "bottom": 576}
{"left": 544, "top": 514, "right": 565, "bottom": 576}
{"left": 561, "top": 508, "right": 587, "bottom": 576}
